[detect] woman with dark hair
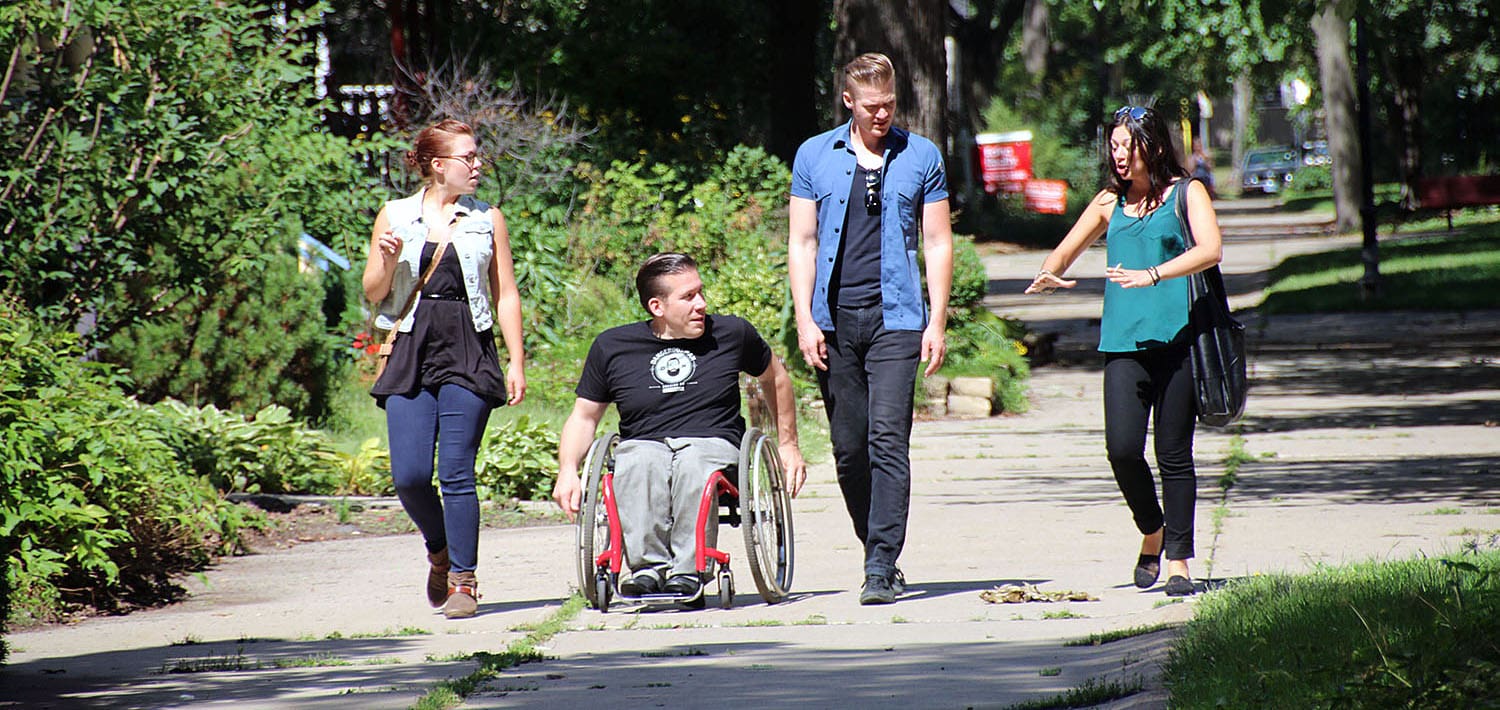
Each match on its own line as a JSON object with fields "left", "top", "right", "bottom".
{"left": 1024, "top": 105, "right": 1224, "bottom": 596}
{"left": 363, "top": 119, "right": 527, "bottom": 618}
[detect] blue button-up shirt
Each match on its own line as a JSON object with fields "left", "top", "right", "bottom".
{"left": 791, "top": 122, "right": 948, "bottom": 332}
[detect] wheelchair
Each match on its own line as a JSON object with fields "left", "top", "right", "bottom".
{"left": 574, "top": 427, "right": 795, "bottom": 611}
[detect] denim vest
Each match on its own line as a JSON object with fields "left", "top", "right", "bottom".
{"left": 374, "top": 189, "right": 495, "bottom": 333}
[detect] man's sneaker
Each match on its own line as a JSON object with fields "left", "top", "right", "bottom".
{"left": 859, "top": 574, "right": 895, "bottom": 605}
{"left": 663, "top": 574, "right": 702, "bottom": 597}
{"left": 890, "top": 567, "right": 907, "bottom": 596}
{"left": 620, "top": 573, "right": 661, "bottom": 597}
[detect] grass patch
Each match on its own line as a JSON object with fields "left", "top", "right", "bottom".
{"left": 1063, "top": 622, "right": 1175, "bottom": 647}
{"left": 1425, "top": 507, "right": 1464, "bottom": 516}
{"left": 792, "top": 614, "right": 829, "bottom": 626}
{"left": 1039, "top": 666, "right": 1062, "bottom": 677}
{"left": 1040, "top": 609, "right": 1087, "bottom": 620}
{"left": 729, "top": 619, "right": 785, "bottom": 628}
{"left": 412, "top": 594, "right": 585, "bottom": 710}
{"left": 1163, "top": 549, "right": 1500, "bottom": 708}
{"left": 1260, "top": 226, "right": 1500, "bottom": 313}
{"left": 271, "top": 653, "right": 351, "bottom": 669}
{"left": 1003, "top": 676, "right": 1145, "bottom": 710}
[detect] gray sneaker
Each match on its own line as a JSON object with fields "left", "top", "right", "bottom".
{"left": 859, "top": 574, "right": 895, "bottom": 605}
{"left": 890, "top": 567, "right": 906, "bottom": 596}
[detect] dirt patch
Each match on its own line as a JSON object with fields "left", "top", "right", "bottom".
{"left": 236, "top": 496, "right": 568, "bottom": 553}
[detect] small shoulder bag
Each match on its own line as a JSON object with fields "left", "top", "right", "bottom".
{"left": 374, "top": 235, "right": 450, "bottom": 381}
{"left": 1175, "top": 178, "right": 1248, "bottom": 427}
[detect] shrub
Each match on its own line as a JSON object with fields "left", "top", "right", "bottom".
{"left": 1, "top": 303, "right": 260, "bottom": 623}
{"left": 943, "top": 309, "right": 1031, "bottom": 414}
{"left": 1289, "top": 164, "right": 1334, "bottom": 196}
{"left": 105, "top": 252, "right": 346, "bottom": 422}
{"left": 950, "top": 235, "right": 990, "bottom": 310}
{"left": 475, "top": 416, "right": 560, "bottom": 502}
{"left": 149, "top": 400, "right": 345, "bottom": 495}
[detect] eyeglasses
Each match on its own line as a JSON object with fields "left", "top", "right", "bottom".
{"left": 864, "top": 170, "right": 881, "bottom": 212}
{"left": 1114, "top": 105, "right": 1149, "bottom": 122}
{"left": 436, "top": 153, "right": 482, "bottom": 168}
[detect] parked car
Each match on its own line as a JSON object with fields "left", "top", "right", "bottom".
{"left": 1301, "top": 140, "right": 1331, "bottom": 167}
{"left": 1240, "top": 146, "right": 1300, "bottom": 195}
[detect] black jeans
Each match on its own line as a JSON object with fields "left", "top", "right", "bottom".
{"left": 1103, "top": 345, "right": 1198, "bottom": 560}
{"left": 817, "top": 304, "right": 922, "bottom": 578}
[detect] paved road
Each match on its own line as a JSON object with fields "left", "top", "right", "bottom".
{"left": 6, "top": 207, "right": 1500, "bottom": 709}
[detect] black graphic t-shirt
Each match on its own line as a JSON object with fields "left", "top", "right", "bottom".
{"left": 576, "top": 315, "right": 773, "bottom": 444}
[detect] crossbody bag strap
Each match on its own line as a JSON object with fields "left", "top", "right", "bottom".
{"left": 379, "top": 235, "right": 451, "bottom": 352}
{"left": 1175, "top": 176, "right": 1198, "bottom": 248}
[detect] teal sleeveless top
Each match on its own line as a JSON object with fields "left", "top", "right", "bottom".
{"left": 1098, "top": 182, "right": 1191, "bottom": 352}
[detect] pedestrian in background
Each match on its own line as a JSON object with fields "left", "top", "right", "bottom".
{"left": 788, "top": 52, "right": 953, "bottom": 605}
{"left": 363, "top": 119, "right": 527, "bottom": 618}
{"left": 1024, "top": 105, "right": 1223, "bottom": 596}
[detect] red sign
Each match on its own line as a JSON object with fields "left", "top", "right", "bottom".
{"left": 1023, "top": 179, "right": 1068, "bottom": 215}
{"left": 974, "top": 131, "right": 1033, "bottom": 194}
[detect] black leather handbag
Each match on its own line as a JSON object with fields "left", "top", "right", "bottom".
{"left": 1176, "top": 178, "right": 1247, "bottom": 427}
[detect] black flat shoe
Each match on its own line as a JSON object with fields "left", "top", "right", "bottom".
{"left": 1164, "top": 575, "right": 1196, "bottom": 597}
{"left": 1134, "top": 552, "right": 1162, "bottom": 589}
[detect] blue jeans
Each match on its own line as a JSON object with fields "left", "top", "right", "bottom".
{"left": 386, "top": 384, "right": 493, "bottom": 573}
{"left": 1103, "top": 346, "right": 1197, "bottom": 560}
{"left": 817, "top": 304, "right": 922, "bottom": 578}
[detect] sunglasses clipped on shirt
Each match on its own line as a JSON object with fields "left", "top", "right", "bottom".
{"left": 1114, "top": 105, "right": 1149, "bottom": 122}
{"left": 864, "top": 169, "right": 882, "bottom": 212}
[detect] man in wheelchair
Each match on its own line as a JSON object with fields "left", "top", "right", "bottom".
{"left": 553, "top": 252, "right": 807, "bottom": 600}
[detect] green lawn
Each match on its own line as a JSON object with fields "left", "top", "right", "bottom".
{"left": 1260, "top": 225, "right": 1500, "bottom": 313}
{"left": 1163, "top": 549, "right": 1500, "bottom": 708}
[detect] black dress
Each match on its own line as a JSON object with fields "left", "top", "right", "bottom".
{"left": 371, "top": 241, "right": 507, "bottom": 408}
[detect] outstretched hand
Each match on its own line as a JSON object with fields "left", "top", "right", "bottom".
{"left": 1024, "top": 269, "right": 1076, "bottom": 295}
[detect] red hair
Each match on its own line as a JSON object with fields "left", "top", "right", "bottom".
{"left": 404, "top": 119, "right": 474, "bottom": 179}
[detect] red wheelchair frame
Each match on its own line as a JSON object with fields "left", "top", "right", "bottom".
{"left": 576, "top": 428, "right": 794, "bottom": 612}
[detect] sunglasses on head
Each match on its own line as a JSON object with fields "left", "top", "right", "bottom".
{"left": 864, "top": 170, "right": 881, "bottom": 212}
{"left": 1114, "top": 105, "right": 1149, "bottom": 122}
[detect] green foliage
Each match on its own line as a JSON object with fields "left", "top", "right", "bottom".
{"left": 105, "top": 252, "right": 346, "bottom": 422}
{"left": 0, "top": 0, "right": 387, "bottom": 426}
{"left": 0, "top": 303, "right": 260, "bottom": 623}
{"left": 1164, "top": 549, "right": 1500, "bottom": 709}
{"left": 475, "top": 416, "right": 560, "bottom": 502}
{"left": 1288, "top": 165, "right": 1334, "bottom": 196}
{"left": 149, "top": 400, "right": 345, "bottom": 495}
{"left": 334, "top": 438, "right": 394, "bottom": 497}
{"left": 943, "top": 310, "right": 1031, "bottom": 414}
{"left": 949, "top": 235, "right": 989, "bottom": 310}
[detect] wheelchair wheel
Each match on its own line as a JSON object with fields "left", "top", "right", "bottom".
{"left": 738, "top": 428, "right": 794, "bottom": 603}
{"left": 576, "top": 433, "right": 619, "bottom": 610}
{"left": 718, "top": 570, "right": 735, "bottom": 610}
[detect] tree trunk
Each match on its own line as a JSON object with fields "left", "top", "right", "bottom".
{"left": 1312, "top": 0, "right": 1361, "bottom": 232}
{"left": 1020, "top": 0, "right": 1047, "bottom": 77}
{"left": 1232, "top": 72, "right": 1250, "bottom": 191}
{"left": 834, "top": 0, "right": 948, "bottom": 153}
{"left": 768, "top": 0, "right": 825, "bottom": 164}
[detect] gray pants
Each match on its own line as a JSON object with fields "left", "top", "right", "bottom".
{"left": 614, "top": 437, "right": 739, "bottom": 580}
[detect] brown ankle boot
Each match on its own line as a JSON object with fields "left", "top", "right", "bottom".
{"left": 443, "top": 571, "right": 479, "bottom": 619}
{"left": 426, "top": 549, "right": 450, "bottom": 608}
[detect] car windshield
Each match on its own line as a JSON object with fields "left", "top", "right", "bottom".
{"left": 1246, "top": 150, "right": 1296, "bottom": 169}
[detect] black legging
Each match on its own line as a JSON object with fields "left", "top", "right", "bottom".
{"left": 1103, "top": 344, "right": 1197, "bottom": 561}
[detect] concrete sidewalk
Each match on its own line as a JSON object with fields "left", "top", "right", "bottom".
{"left": 6, "top": 231, "right": 1500, "bottom": 709}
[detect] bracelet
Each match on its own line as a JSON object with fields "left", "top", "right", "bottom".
{"left": 1147, "top": 266, "right": 1161, "bottom": 286}
{"left": 1037, "top": 269, "right": 1057, "bottom": 279}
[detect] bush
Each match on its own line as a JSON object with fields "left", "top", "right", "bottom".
{"left": 942, "top": 309, "right": 1031, "bottom": 414}
{"left": 1, "top": 303, "right": 261, "bottom": 623}
{"left": 149, "top": 400, "right": 345, "bottom": 495}
{"left": 950, "top": 235, "right": 990, "bottom": 310}
{"left": 1289, "top": 164, "right": 1334, "bottom": 196}
{"left": 475, "top": 416, "right": 560, "bottom": 502}
{"left": 106, "top": 252, "right": 347, "bottom": 422}
{"left": 959, "top": 100, "right": 1100, "bottom": 246}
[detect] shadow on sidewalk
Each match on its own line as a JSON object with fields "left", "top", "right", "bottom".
{"left": 1224, "top": 455, "right": 1500, "bottom": 507}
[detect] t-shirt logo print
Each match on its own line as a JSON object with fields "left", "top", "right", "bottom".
{"left": 649, "top": 348, "right": 698, "bottom": 393}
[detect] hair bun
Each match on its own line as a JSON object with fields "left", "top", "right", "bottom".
{"left": 403, "top": 149, "right": 420, "bottom": 170}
